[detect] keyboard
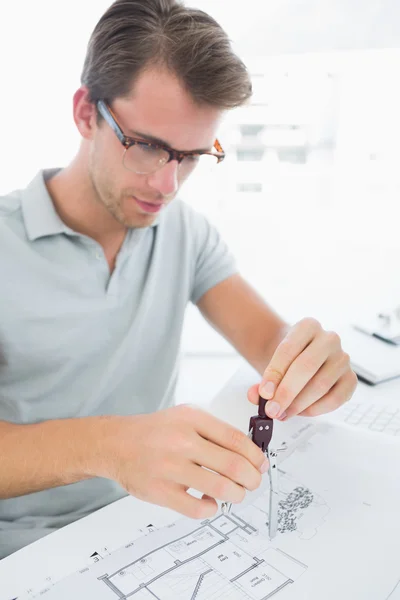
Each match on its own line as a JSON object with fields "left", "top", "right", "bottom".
{"left": 335, "top": 403, "right": 400, "bottom": 436}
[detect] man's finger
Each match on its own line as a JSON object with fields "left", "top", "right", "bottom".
{"left": 281, "top": 352, "right": 351, "bottom": 419}
{"left": 195, "top": 410, "right": 266, "bottom": 472}
{"left": 298, "top": 371, "right": 358, "bottom": 418}
{"left": 175, "top": 463, "right": 247, "bottom": 504}
{"left": 264, "top": 333, "right": 336, "bottom": 417}
{"left": 260, "top": 319, "right": 319, "bottom": 395}
{"left": 194, "top": 436, "right": 265, "bottom": 491}
{"left": 158, "top": 481, "right": 218, "bottom": 519}
{"left": 247, "top": 383, "right": 260, "bottom": 406}
{"left": 259, "top": 318, "right": 322, "bottom": 417}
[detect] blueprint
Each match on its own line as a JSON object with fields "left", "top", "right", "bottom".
{"left": 17, "top": 422, "right": 400, "bottom": 600}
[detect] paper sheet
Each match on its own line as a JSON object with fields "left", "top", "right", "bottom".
{"left": 387, "top": 580, "right": 400, "bottom": 599}
{"left": 17, "top": 422, "right": 400, "bottom": 600}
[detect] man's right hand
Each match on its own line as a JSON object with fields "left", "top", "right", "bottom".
{"left": 96, "top": 405, "right": 269, "bottom": 519}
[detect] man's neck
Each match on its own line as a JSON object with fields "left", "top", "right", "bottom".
{"left": 46, "top": 159, "right": 127, "bottom": 271}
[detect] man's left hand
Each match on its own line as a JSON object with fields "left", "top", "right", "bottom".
{"left": 247, "top": 317, "right": 358, "bottom": 420}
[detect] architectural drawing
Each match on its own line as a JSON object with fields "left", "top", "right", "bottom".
{"left": 16, "top": 423, "right": 400, "bottom": 600}
{"left": 98, "top": 512, "right": 307, "bottom": 599}
{"left": 239, "top": 473, "right": 330, "bottom": 542}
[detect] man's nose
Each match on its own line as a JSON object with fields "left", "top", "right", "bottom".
{"left": 147, "top": 160, "right": 180, "bottom": 197}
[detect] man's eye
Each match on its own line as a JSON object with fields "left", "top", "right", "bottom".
{"left": 138, "top": 143, "right": 158, "bottom": 154}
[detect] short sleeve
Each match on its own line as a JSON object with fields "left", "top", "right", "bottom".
{"left": 189, "top": 209, "right": 238, "bottom": 305}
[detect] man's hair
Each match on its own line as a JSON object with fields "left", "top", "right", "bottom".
{"left": 81, "top": 0, "right": 252, "bottom": 110}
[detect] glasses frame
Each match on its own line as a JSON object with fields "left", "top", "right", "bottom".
{"left": 96, "top": 100, "right": 225, "bottom": 174}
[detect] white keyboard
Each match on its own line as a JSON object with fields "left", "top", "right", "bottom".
{"left": 336, "top": 403, "right": 400, "bottom": 436}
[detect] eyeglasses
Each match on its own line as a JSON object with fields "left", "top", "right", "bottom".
{"left": 96, "top": 100, "right": 225, "bottom": 176}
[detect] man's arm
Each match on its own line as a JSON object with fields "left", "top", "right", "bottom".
{"left": 0, "top": 406, "right": 268, "bottom": 518}
{"left": 0, "top": 418, "right": 102, "bottom": 498}
{"left": 197, "top": 274, "right": 290, "bottom": 375}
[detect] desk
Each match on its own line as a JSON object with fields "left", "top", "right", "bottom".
{"left": 1, "top": 360, "right": 400, "bottom": 599}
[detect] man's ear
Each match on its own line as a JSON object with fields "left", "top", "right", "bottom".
{"left": 72, "top": 86, "right": 98, "bottom": 140}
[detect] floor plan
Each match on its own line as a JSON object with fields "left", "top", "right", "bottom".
{"left": 17, "top": 423, "right": 400, "bottom": 600}
{"left": 99, "top": 512, "right": 307, "bottom": 599}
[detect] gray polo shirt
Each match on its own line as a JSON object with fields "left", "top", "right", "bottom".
{"left": 0, "top": 169, "right": 237, "bottom": 558}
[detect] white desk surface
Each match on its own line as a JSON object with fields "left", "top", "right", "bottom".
{"left": 1, "top": 360, "right": 400, "bottom": 599}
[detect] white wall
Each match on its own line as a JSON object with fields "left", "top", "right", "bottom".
{"left": 1, "top": 2, "right": 399, "bottom": 357}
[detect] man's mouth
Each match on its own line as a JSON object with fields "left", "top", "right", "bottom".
{"left": 133, "top": 196, "right": 165, "bottom": 214}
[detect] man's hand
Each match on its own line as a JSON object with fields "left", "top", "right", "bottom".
{"left": 247, "top": 317, "right": 358, "bottom": 420}
{"left": 98, "top": 405, "right": 268, "bottom": 519}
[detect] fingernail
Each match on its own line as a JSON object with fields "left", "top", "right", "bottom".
{"left": 278, "top": 411, "right": 287, "bottom": 420}
{"left": 265, "top": 401, "right": 280, "bottom": 418}
{"left": 260, "top": 381, "right": 275, "bottom": 399}
{"left": 261, "top": 459, "right": 269, "bottom": 474}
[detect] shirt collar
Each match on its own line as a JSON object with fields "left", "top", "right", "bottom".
{"left": 21, "top": 169, "right": 71, "bottom": 241}
{"left": 21, "top": 169, "right": 160, "bottom": 242}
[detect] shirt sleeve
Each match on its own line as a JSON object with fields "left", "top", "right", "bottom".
{"left": 189, "top": 207, "right": 238, "bottom": 305}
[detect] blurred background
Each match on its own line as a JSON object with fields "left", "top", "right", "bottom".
{"left": 1, "top": 0, "right": 399, "bottom": 400}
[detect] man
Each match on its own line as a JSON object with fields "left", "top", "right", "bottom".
{"left": 0, "top": 0, "right": 357, "bottom": 558}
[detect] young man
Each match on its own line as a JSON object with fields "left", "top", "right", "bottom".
{"left": 0, "top": 0, "right": 357, "bottom": 558}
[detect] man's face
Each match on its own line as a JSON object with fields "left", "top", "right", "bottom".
{"left": 88, "top": 68, "right": 224, "bottom": 229}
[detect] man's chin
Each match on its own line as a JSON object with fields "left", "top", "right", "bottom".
{"left": 119, "top": 212, "right": 159, "bottom": 229}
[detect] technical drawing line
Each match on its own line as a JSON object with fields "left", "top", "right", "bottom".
{"left": 229, "top": 513, "right": 257, "bottom": 532}
{"left": 275, "top": 548, "right": 308, "bottom": 570}
{"left": 262, "top": 579, "right": 293, "bottom": 599}
{"left": 98, "top": 574, "right": 125, "bottom": 598}
{"left": 146, "top": 588, "right": 161, "bottom": 600}
{"left": 107, "top": 525, "right": 225, "bottom": 578}
{"left": 387, "top": 579, "right": 400, "bottom": 599}
{"left": 230, "top": 563, "right": 260, "bottom": 582}
{"left": 206, "top": 522, "right": 237, "bottom": 537}
{"left": 118, "top": 540, "right": 225, "bottom": 596}
{"left": 191, "top": 569, "right": 212, "bottom": 600}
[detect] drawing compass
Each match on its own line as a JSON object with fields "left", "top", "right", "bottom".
{"left": 222, "top": 395, "right": 279, "bottom": 540}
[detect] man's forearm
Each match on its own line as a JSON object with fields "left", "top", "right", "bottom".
{"left": 0, "top": 417, "right": 107, "bottom": 499}
{"left": 197, "top": 274, "right": 290, "bottom": 377}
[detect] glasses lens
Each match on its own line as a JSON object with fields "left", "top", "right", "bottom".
{"left": 180, "top": 153, "right": 219, "bottom": 176}
{"left": 123, "top": 143, "right": 169, "bottom": 174}
{"left": 123, "top": 143, "right": 221, "bottom": 175}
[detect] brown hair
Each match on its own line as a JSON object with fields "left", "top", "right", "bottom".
{"left": 81, "top": 0, "right": 252, "bottom": 110}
